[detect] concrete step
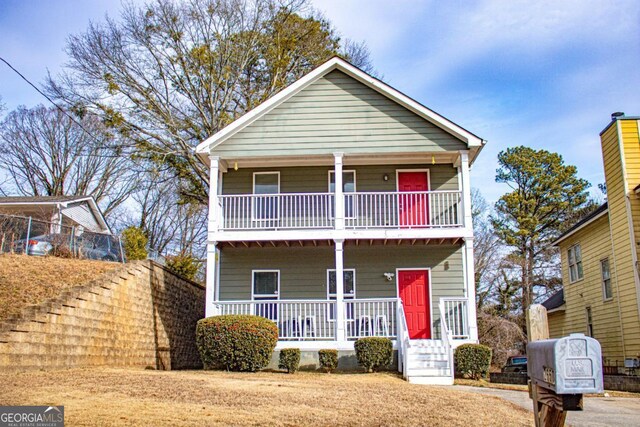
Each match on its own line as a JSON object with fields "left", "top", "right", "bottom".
{"left": 405, "top": 367, "right": 451, "bottom": 377}
{"left": 407, "top": 345, "right": 448, "bottom": 355}
{"left": 406, "top": 359, "right": 449, "bottom": 369}
{"left": 407, "top": 353, "right": 449, "bottom": 363}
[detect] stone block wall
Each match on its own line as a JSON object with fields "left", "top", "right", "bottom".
{"left": 0, "top": 261, "right": 205, "bottom": 370}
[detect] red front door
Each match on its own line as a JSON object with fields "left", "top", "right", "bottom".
{"left": 398, "top": 270, "right": 431, "bottom": 339}
{"left": 398, "top": 172, "right": 429, "bottom": 227}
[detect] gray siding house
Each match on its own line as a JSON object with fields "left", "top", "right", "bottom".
{"left": 196, "top": 57, "right": 484, "bottom": 384}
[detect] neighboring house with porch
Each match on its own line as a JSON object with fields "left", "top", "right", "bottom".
{"left": 0, "top": 195, "right": 110, "bottom": 234}
{"left": 544, "top": 113, "right": 640, "bottom": 371}
{"left": 196, "top": 57, "right": 484, "bottom": 384}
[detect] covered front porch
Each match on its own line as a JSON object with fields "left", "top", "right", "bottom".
{"left": 210, "top": 296, "right": 470, "bottom": 347}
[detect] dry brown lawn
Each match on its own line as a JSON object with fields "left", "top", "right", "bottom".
{"left": 0, "top": 368, "right": 532, "bottom": 426}
{"left": 0, "top": 254, "right": 120, "bottom": 321}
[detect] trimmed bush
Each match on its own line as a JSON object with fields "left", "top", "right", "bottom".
{"left": 354, "top": 337, "right": 393, "bottom": 372}
{"left": 278, "top": 348, "right": 301, "bottom": 373}
{"left": 165, "top": 253, "right": 200, "bottom": 281}
{"left": 318, "top": 349, "right": 338, "bottom": 373}
{"left": 196, "top": 315, "right": 278, "bottom": 372}
{"left": 454, "top": 343, "right": 492, "bottom": 380}
{"left": 121, "top": 226, "right": 148, "bottom": 261}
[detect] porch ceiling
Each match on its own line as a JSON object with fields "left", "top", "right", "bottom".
{"left": 217, "top": 237, "right": 464, "bottom": 249}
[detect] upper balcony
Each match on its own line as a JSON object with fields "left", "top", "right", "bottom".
{"left": 218, "top": 190, "right": 462, "bottom": 231}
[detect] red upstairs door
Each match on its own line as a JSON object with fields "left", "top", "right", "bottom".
{"left": 398, "top": 172, "right": 429, "bottom": 227}
{"left": 398, "top": 270, "right": 431, "bottom": 339}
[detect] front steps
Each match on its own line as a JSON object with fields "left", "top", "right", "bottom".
{"left": 403, "top": 339, "right": 453, "bottom": 385}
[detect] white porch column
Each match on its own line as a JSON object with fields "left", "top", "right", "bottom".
{"left": 205, "top": 156, "right": 220, "bottom": 317}
{"left": 464, "top": 238, "right": 479, "bottom": 341}
{"left": 334, "top": 152, "right": 345, "bottom": 231}
{"left": 458, "top": 151, "right": 473, "bottom": 231}
{"left": 334, "top": 238, "right": 346, "bottom": 342}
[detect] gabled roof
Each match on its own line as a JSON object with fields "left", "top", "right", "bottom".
{"left": 0, "top": 195, "right": 111, "bottom": 234}
{"left": 552, "top": 203, "right": 608, "bottom": 246}
{"left": 541, "top": 289, "right": 565, "bottom": 313}
{"left": 196, "top": 56, "right": 484, "bottom": 160}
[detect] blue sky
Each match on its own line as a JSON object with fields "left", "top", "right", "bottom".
{"left": 1, "top": 0, "right": 639, "bottom": 203}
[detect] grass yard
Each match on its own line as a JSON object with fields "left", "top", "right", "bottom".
{"left": 0, "top": 254, "right": 120, "bottom": 321}
{"left": 0, "top": 368, "right": 532, "bottom": 426}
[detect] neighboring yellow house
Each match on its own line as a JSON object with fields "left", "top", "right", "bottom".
{"left": 545, "top": 113, "right": 640, "bottom": 370}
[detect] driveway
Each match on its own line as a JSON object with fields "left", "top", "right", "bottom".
{"left": 456, "top": 385, "right": 640, "bottom": 427}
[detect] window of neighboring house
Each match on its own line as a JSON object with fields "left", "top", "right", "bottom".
{"left": 601, "top": 258, "right": 613, "bottom": 300}
{"left": 568, "top": 244, "right": 584, "bottom": 282}
{"left": 253, "top": 172, "right": 280, "bottom": 221}
{"left": 585, "top": 306, "right": 593, "bottom": 337}
{"left": 327, "top": 269, "right": 356, "bottom": 320}
{"left": 329, "top": 170, "right": 356, "bottom": 218}
{"left": 252, "top": 270, "right": 279, "bottom": 321}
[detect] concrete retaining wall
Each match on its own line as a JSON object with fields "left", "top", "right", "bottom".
{"left": 489, "top": 372, "right": 529, "bottom": 385}
{"left": 0, "top": 260, "right": 205, "bottom": 370}
{"left": 604, "top": 375, "right": 640, "bottom": 393}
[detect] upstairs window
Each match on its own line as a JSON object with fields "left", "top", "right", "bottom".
{"left": 601, "top": 258, "right": 613, "bottom": 300}
{"left": 253, "top": 172, "right": 280, "bottom": 220}
{"left": 568, "top": 244, "right": 583, "bottom": 283}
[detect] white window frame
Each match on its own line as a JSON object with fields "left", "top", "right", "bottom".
{"left": 601, "top": 258, "right": 613, "bottom": 301}
{"left": 251, "top": 269, "right": 280, "bottom": 300}
{"left": 328, "top": 170, "right": 357, "bottom": 219}
{"left": 568, "top": 244, "right": 583, "bottom": 283}
{"left": 252, "top": 172, "right": 280, "bottom": 222}
{"left": 326, "top": 268, "right": 356, "bottom": 321}
{"left": 585, "top": 306, "right": 593, "bottom": 337}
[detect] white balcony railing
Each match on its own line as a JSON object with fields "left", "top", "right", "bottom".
{"left": 212, "top": 298, "right": 398, "bottom": 341}
{"left": 441, "top": 298, "right": 469, "bottom": 339}
{"left": 217, "top": 191, "right": 462, "bottom": 231}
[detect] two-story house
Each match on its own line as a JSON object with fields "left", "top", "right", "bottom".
{"left": 196, "top": 57, "right": 484, "bottom": 384}
{"left": 545, "top": 113, "right": 640, "bottom": 372}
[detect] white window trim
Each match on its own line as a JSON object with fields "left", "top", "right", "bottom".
{"left": 326, "top": 268, "right": 357, "bottom": 299}
{"left": 568, "top": 244, "right": 583, "bottom": 283}
{"left": 326, "top": 268, "right": 356, "bottom": 322}
{"left": 252, "top": 172, "right": 280, "bottom": 222}
{"left": 251, "top": 269, "right": 280, "bottom": 300}
{"left": 328, "top": 170, "right": 357, "bottom": 220}
{"left": 585, "top": 306, "right": 593, "bottom": 337}
{"left": 601, "top": 258, "right": 613, "bottom": 301}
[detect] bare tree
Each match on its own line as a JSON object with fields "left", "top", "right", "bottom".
{"left": 47, "top": 0, "right": 372, "bottom": 205}
{"left": 0, "top": 105, "right": 137, "bottom": 216}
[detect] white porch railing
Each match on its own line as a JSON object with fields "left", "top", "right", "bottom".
{"left": 219, "top": 193, "right": 335, "bottom": 230}
{"left": 344, "top": 298, "right": 397, "bottom": 339}
{"left": 212, "top": 298, "right": 398, "bottom": 341}
{"left": 438, "top": 299, "right": 455, "bottom": 382}
{"left": 217, "top": 191, "right": 462, "bottom": 231}
{"left": 441, "top": 297, "right": 469, "bottom": 339}
{"left": 345, "top": 191, "right": 462, "bottom": 228}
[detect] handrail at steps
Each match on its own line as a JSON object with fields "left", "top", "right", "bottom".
{"left": 396, "top": 298, "right": 410, "bottom": 376}
{"left": 438, "top": 299, "right": 455, "bottom": 382}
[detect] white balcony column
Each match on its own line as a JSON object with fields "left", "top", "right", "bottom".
{"left": 334, "top": 152, "right": 345, "bottom": 230}
{"left": 464, "top": 238, "right": 479, "bottom": 341}
{"left": 458, "top": 151, "right": 473, "bottom": 230}
{"left": 334, "top": 238, "right": 346, "bottom": 341}
{"left": 206, "top": 156, "right": 221, "bottom": 317}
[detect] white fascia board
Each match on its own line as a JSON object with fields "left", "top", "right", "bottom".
{"left": 195, "top": 57, "right": 483, "bottom": 156}
{"left": 551, "top": 209, "right": 608, "bottom": 246}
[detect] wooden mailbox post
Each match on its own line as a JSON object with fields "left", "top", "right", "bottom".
{"left": 526, "top": 305, "right": 603, "bottom": 427}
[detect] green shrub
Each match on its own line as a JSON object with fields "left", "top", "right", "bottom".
{"left": 165, "top": 253, "right": 200, "bottom": 281}
{"left": 454, "top": 343, "right": 492, "bottom": 380}
{"left": 278, "top": 348, "right": 301, "bottom": 373}
{"left": 354, "top": 337, "right": 393, "bottom": 372}
{"left": 318, "top": 349, "right": 338, "bottom": 373}
{"left": 196, "top": 315, "right": 278, "bottom": 372}
{"left": 121, "top": 226, "right": 148, "bottom": 261}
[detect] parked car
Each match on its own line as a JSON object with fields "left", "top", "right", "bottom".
{"left": 502, "top": 355, "right": 528, "bottom": 373}
{"left": 13, "top": 234, "right": 57, "bottom": 256}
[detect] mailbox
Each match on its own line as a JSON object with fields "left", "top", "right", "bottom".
{"left": 527, "top": 333, "right": 603, "bottom": 394}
